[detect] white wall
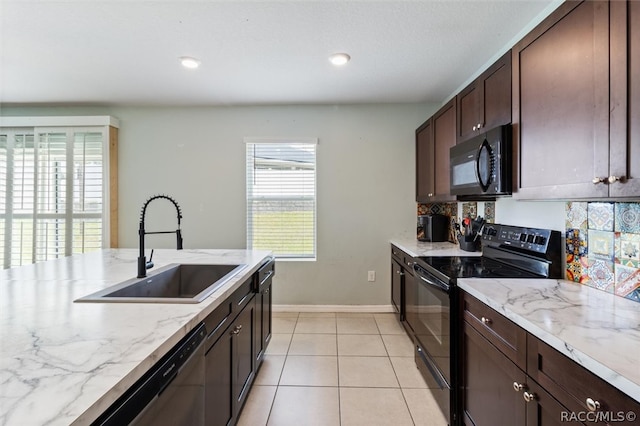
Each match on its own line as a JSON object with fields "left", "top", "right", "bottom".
{"left": 494, "top": 198, "right": 566, "bottom": 232}
{"left": 2, "top": 104, "right": 438, "bottom": 306}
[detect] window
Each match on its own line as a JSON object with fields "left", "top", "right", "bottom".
{"left": 0, "top": 125, "right": 109, "bottom": 269}
{"left": 246, "top": 138, "right": 317, "bottom": 259}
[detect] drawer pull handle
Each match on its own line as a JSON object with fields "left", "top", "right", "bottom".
{"left": 523, "top": 391, "right": 537, "bottom": 403}
{"left": 481, "top": 316, "right": 492, "bottom": 325}
{"left": 512, "top": 382, "right": 525, "bottom": 392}
{"left": 586, "top": 398, "right": 601, "bottom": 412}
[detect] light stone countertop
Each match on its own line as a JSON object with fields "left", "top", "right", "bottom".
{"left": 0, "top": 248, "right": 272, "bottom": 426}
{"left": 458, "top": 278, "right": 640, "bottom": 403}
{"left": 389, "top": 238, "right": 482, "bottom": 258}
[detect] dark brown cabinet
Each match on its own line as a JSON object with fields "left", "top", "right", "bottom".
{"left": 462, "top": 321, "right": 526, "bottom": 426}
{"left": 513, "top": 0, "right": 639, "bottom": 199}
{"left": 391, "top": 258, "right": 403, "bottom": 319}
{"left": 461, "top": 291, "right": 640, "bottom": 426}
{"left": 204, "top": 263, "right": 273, "bottom": 426}
{"left": 415, "top": 98, "right": 457, "bottom": 202}
{"left": 457, "top": 51, "right": 512, "bottom": 143}
{"left": 254, "top": 258, "right": 274, "bottom": 366}
{"left": 390, "top": 245, "right": 414, "bottom": 331}
{"left": 609, "top": 0, "right": 640, "bottom": 197}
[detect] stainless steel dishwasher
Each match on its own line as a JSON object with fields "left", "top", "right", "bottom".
{"left": 93, "top": 323, "right": 207, "bottom": 426}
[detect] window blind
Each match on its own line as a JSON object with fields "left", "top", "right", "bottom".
{"left": 0, "top": 127, "right": 106, "bottom": 269}
{"left": 246, "top": 139, "right": 317, "bottom": 259}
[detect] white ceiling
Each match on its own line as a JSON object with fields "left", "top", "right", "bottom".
{"left": 1, "top": 0, "right": 556, "bottom": 107}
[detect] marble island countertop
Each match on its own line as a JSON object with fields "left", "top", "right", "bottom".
{"left": 0, "top": 248, "right": 272, "bottom": 426}
{"left": 458, "top": 278, "right": 640, "bottom": 403}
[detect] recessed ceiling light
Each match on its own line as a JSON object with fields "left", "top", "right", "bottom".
{"left": 179, "top": 56, "right": 201, "bottom": 69}
{"left": 329, "top": 53, "right": 351, "bottom": 66}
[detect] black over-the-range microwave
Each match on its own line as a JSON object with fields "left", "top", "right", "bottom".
{"left": 449, "top": 124, "right": 512, "bottom": 198}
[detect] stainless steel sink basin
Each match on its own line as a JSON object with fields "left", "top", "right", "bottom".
{"left": 75, "top": 263, "right": 247, "bottom": 303}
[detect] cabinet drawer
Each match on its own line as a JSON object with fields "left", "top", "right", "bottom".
{"left": 527, "top": 334, "right": 640, "bottom": 419}
{"left": 391, "top": 245, "right": 414, "bottom": 274}
{"left": 231, "top": 278, "right": 254, "bottom": 313}
{"left": 254, "top": 257, "right": 275, "bottom": 293}
{"left": 462, "top": 292, "right": 527, "bottom": 370}
{"left": 204, "top": 300, "right": 232, "bottom": 351}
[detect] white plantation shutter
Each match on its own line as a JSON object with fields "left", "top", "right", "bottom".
{"left": 0, "top": 127, "right": 106, "bottom": 269}
{"left": 246, "top": 138, "right": 317, "bottom": 259}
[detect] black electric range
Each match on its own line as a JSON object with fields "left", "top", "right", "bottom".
{"left": 407, "top": 223, "right": 562, "bottom": 426}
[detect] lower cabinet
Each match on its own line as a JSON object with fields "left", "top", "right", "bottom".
{"left": 254, "top": 258, "right": 274, "bottom": 366}
{"left": 204, "top": 262, "right": 273, "bottom": 426}
{"left": 391, "top": 245, "right": 414, "bottom": 329}
{"left": 462, "top": 322, "right": 526, "bottom": 426}
{"left": 461, "top": 291, "right": 640, "bottom": 426}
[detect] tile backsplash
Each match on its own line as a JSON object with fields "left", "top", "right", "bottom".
{"left": 565, "top": 202, "right": 640, "bottom": 303}
{"left": 416, "top": 202, "right": 495, "bottom": 243}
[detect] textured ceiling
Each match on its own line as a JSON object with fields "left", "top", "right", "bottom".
{"left": 0, "top": 0, "right": 556, "bottom": 106}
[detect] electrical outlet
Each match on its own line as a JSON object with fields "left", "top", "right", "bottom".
{"left": 367, "top": 271, "right": 376, "bottom": 282}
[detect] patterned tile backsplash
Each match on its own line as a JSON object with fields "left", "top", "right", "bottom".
{"left": 565, "top": 202, "right": 640, "bottom": 303}
{"left": 417, "top": 202, "right": 495, "bottom": 243}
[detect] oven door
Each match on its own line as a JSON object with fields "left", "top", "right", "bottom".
{"left": 413, "top": 263, "right": 453, "bottom": 424}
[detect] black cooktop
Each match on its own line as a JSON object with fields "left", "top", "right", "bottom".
{"left": 415, "top": 255, "right": 543, "bottom": 280}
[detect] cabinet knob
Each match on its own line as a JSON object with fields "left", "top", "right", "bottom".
{"left": 472, "top": 126, "right": 477, "bottom": 131}
{"left": 396, "top": 270, "right": 405, "bottom": 276}
{"left": 512, "top": 382, "right": 525, "bottom": 392}
{"left": 477, "top": 123, "right": 483, "bottom": 129}
{"left": 523, "top": 391, "right": 538, "bottom": 403}
{"left": 586, "top": 397, "right": 601, "bottom": 412}
{"left": 608, "top": 175, "right": 622, "bottom": 184}
{"left": 592, "top": 177, "right": 607, "bottom": 184}
{"left": 481, "top": 316, "right": 492, "bottom": 325}
{"left": 231, "top": 324, "right": 243, "bottom": 335}
{"left": 428, "top": 192, "right": 433, "bottom": 197}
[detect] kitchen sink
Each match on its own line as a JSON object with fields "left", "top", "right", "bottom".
{"left": 75, "top": 263, "right": 247, "bottom": 303}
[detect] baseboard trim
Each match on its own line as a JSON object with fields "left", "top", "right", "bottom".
{"left": 273, "top": 304, "right": 395, "bottom": 313}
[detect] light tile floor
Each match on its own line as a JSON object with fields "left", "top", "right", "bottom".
{"left": 237, "top": 312, "right": 448, "bottom": 426}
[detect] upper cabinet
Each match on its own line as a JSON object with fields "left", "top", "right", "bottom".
{"left": 416, "top": 98, "right": 457, "bottom": 203}
{"left": 513, "top": 0, "right": 639, "bottom": 199}
{"left": 457, "top": 51, "right": 512, "bottom": 143}
{"left": 610, "top": 0, "right": 640, "bottom": 197}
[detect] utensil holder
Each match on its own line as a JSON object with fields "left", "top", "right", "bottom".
{"left": 459, "top": 239, "right": 480, "bottom": 252}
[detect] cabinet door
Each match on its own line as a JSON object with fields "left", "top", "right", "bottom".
{"left": 482, "top": 51, "right": 511, "bottom": 132}
{"left": 257, "top": 283, "right": 272, "bottom": 362}
{"left": 416, "top": 118, "right": 434, "bottom": 202}
{"left": 610, "top": 0, "right": 640, "bottom": 197}
{"left": 513, "top": 1, "right": 610, "bottom": 199}
{"left": 233, "top": 299, "right": 255, "bottom": 416}
{"left": 404, "top": 269, "right": 417, "bottom": 336}
{"left": 432, "top": 98, "right": 457, "bottom": 201}
{"left": 462, "top": 321, "right": 526, "bottom": 426}
{"left": 524, "top": 380, "right": 579, "bottom": 426}
{"left": 391, "top": 258, "right": 403, "bottom": 317}
{"left": 205, "top": 332, "right": 233, "bottom": 426}
{"left": 458, "top": 51, "right": 511, "bottom": 144}
{"left": 457, "top": 82, "right": 481, "bottom": 142}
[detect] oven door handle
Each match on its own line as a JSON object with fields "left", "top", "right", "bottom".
{"left": 413, "top": 265, "right": 450, "bottom": 293}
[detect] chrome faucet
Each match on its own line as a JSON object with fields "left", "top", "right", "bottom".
{"left": 138, "top": 194, "right": 183, "bottom": 278}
